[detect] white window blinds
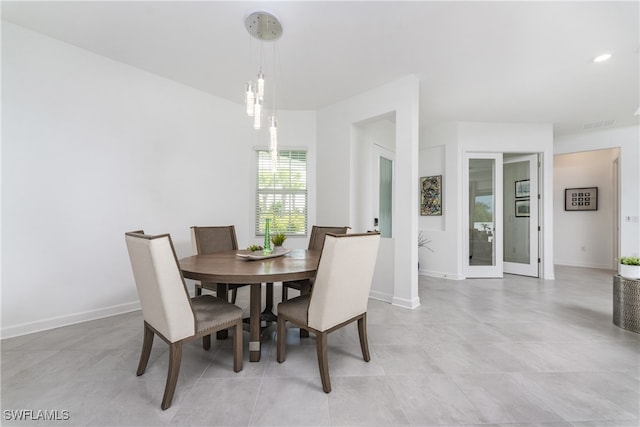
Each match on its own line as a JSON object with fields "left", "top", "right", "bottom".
{"left": 255, "top": 150, "right": 308, "bottom": 235}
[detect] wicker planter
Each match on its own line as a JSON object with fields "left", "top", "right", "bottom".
{"left": 613, "top": 275, "right": 640, "bottom": 334}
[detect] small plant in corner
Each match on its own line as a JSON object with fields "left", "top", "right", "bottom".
{"left": 618, "top": 256, "right": 640, "bottom": 280}
{"left": 271, "top": 232, "right": 287, "bottom": 247}
{"left": 418, "top": 230, "right": 434, "bottom": 252}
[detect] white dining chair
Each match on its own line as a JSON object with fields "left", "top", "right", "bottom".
{"left": 125, "top": 230, "right": 243, "bottom": 409}
{"left": 281, "top": 225, "right": 350, "bottom": 302}
{"left": 276, "top": 232, "right": 380, "bottom": 393}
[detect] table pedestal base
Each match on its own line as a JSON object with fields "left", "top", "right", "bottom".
{"left": 250, "top": 284, "right": 262, "bottom": 362}
{"left": 215, "top": 283, "right": 278, "bottom": 362}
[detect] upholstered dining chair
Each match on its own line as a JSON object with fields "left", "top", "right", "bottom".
{"left": 281, "top": 225, "right": 350, "bottom": 302}
{"left": 125, "top": 231, "right": 243, "bottom": 410}
{"left": 190, "top": 225, "right": 250, "bottom": 304}
{"left": 276, "top": 232, "right": 380, "bottom": 393}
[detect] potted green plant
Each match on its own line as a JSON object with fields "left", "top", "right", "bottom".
{"left": 271, "top": 232, "right": 287, "bottom": 248}
{"left": 619, "top": 256, "right": 640, "bottom": 279}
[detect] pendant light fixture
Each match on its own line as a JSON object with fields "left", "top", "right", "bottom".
{"left": 244, "top": 11, "right": 282, "bottom": 170}
{"left": 269, "top": 116, "right": 278, "bottom": 170}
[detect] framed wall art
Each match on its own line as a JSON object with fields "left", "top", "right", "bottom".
{"left": 515, "top": 199, "right": 530, "bottom": 217}
{"left": 564, "top": 187, "right": 598, "bottom": 211}
{"left": 515, "top": 179, "right": 530, "bottom": 198}
{"left": 420, "top": 175, "right": 442, "bottom": 216}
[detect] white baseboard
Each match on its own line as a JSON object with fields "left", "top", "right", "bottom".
{"left": 419, "top": 268, "right": 466, "bottom": 280}
{"left": 368, "top": 289, "right": 393, "bottom": 303}
{"left": 391, "top": 295, "right": 420, "bottom": 309}
{"left": 370, "top": 290, "right": 420, "bottom": 309}
{"left": 554, "top": 261, "right": 614, "bottom": 270}
{"left": 1, "top": 301, "right": 141, "bottom": 339}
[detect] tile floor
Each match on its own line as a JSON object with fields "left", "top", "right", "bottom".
{"left": 1, "top": 266, "right": 639, "bottom": 426}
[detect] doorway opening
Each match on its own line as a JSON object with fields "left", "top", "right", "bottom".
{"left": 352, "top": 113, "right": 396, "bottom": 302}
{"left": 553, "top": 148, "right": 620, "bottom": 270}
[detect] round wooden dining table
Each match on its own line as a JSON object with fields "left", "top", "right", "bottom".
{"left": 180, "top": 248, "right": 320, "bottom": 362}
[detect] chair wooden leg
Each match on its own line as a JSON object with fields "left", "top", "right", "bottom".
{"left": 281, "top": 285, "right": 289, "bottom": 302}
{"left": 230, "top": 287, "right": 238, "bottom": 304}
{"left": 161, "top": 342, "right": 183, "bottom": 410}
{"left": 357, "top": 315, "right": 371, "bottom": 362}
{"left": 202, "top": 334, "right": 211, "bottom": 350}
{"left": 316, "top": 331, "right": 331, "bottom": 393}
{"left": 299, "top": 285, "right": 310, "bottom": 338}
{"left": 136, "top": 322, "right": 154, "bottom": 376}
{"left": 195, "top": 285, "right": 202, "bottom": 296}
{"left": 233, "top": 321, "right": 243, "bottom": 372}
{"left": 276, "top": 316, "right": 287, "bottom": 363}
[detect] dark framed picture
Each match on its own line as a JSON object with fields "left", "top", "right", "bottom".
{"left": 515, "top": 199, "right": 530, "bottom": 217}
{"left": 420, "top": 175, "right": 442, "bottom": 216}
{"left": 564, "top": 187, "right": 598, "bottom": 211}
{"left": 515, "top": 179, "right": 530, "bottom": 198}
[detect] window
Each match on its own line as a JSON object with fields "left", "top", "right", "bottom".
{"left": 255, "top": 149, "right": 307, "bottom": 235}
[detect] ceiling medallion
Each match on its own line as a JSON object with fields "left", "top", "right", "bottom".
{"left": 245, "top": 11, "right": 283, "bottom": 41}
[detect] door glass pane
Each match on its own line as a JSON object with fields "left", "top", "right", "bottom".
{"left": 469, "top": 159, "right": 495, "bottom": 266}
{"left": 504, "top": 161, "right": 530, "bottom": 264}
{"left": 379, "top": 156, "right": 393, "bottom": 238}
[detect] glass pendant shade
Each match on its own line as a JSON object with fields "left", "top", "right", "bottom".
{"left": 269, "top": 116, "right": 278, "bottom": 170}
{"left": 257, "top": 71, "right": 265, "bottom": 100}
{"left": 269, "top": 116, "right": 277, "bottom": 149}
{"left": 245, "top": 82, "right": 255, "bottom": 116}
{"left": 253, "top": 98, "right": 262, "bottom": 129}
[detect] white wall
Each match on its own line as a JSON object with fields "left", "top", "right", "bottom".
{"left": 1, "top": 22, "right": 316, "bottom": 337}
{"left": 317, "top": 76, "right": 420, "bottom": 309}
{"left": 554, "top": 149, "right": 619, "bottom": 269}
{"left": 419, "top": 122, "right": 555, "bottom": 279}
{"left": 419, "top": 123, "right": 462, "bottom": 278}
{"left": 555, "top": 126, "right": 640, "bottom": 260}
{"left": 418, "top": 144, "right": 448, "bottom": 276}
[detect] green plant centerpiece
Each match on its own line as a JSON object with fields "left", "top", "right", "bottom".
{"left": 618, "top": 256, "right": 640, "bottom": 279}
{"left": 271, "top": 232, "right": 287, "bottom": 247}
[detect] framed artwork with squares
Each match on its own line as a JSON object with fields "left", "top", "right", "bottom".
{"left": 564, "top": 187, "right": 598, "bottom": 211}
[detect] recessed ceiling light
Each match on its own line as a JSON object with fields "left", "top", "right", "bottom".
{"left": 593, "top": 53, "right": 612, "bottom": 63}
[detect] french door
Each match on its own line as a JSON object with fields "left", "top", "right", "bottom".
{"left": 503, "top": 154, "right": 539, "bottom": 277}
{"left": 464, "top": 153, "right": 503, "bottom": 278}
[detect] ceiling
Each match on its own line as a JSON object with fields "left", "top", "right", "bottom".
{"left": 2, "top": 1, "right": 639, "bottom": 136}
